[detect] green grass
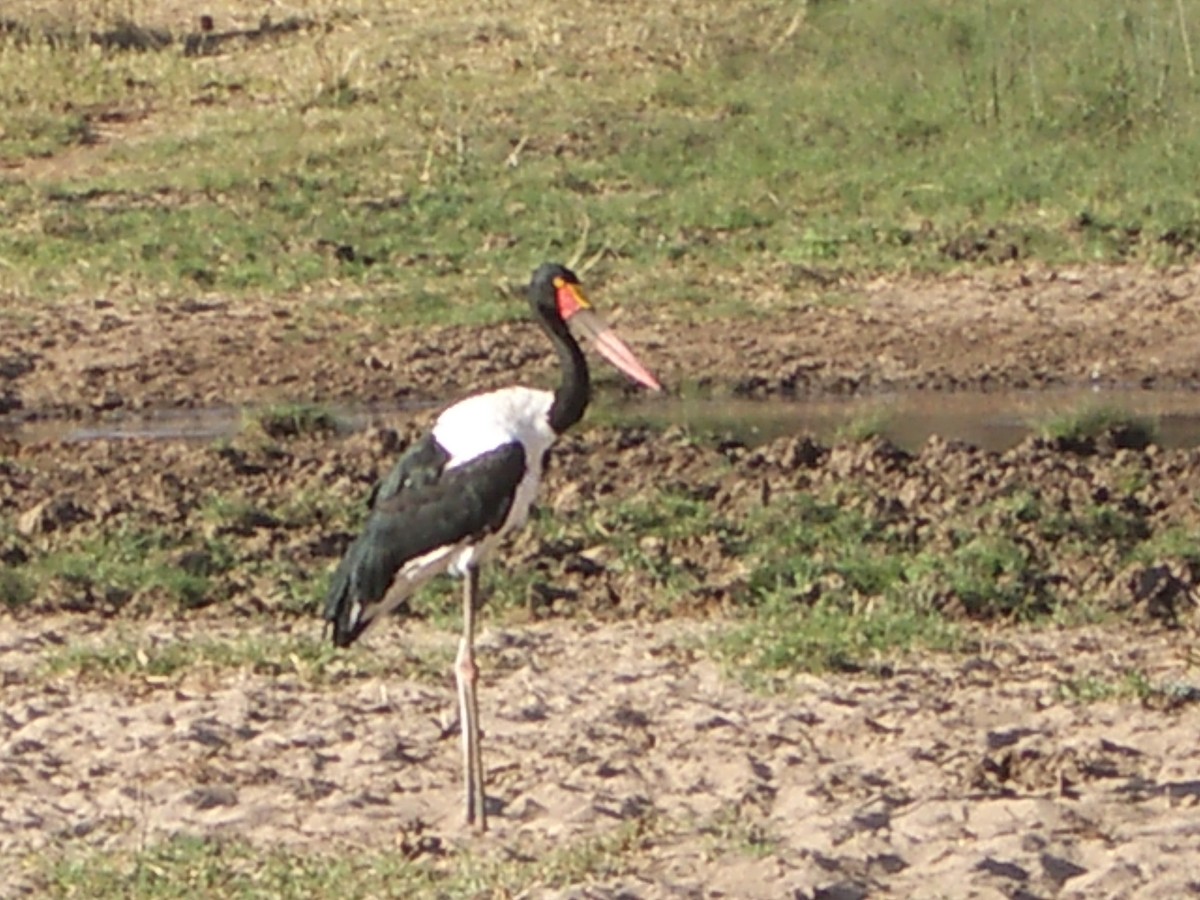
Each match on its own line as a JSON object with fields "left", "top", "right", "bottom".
{"left": 586, "top": 491, "right": 728, "bottom": 597}
{"left": 3, "top": 0, "right": 1200, "bottom": 313}
{"left": 718, "top": 593, "right": 961, "bottom": 686}
{"left": 242, "top": 403, "right": 343, "bottom": 441}
{"left": 0, "top": 567, "right": 37, "bottom": 607}
{"left": 193, "top": 480, "right": 364, "bottom": 615}
{"left": 715, "top": 493, "right": 965, "bottom": 681}
{"left": 44, "top": 632, "right": 345, "bottom": 681}
{"left": 39, "top": 818, "right": 661, "bottom": 899}
{"left": 700, "top": 804, "right": 780, "bottom": 860}
{"left": 1056, "top": 668, "right": 1155, "bottom": 704}
{"left": 1130, "top": 525, "right": 1200, "bottom": 567}
{"left": 835, "top": 408, "right": 894, "bottom": 444}
{"left": 16, "top": 472, "right": 363, "bottom": 617}
{"left": 33, "top": 525, "right": 230, "bottom": 611}
{"left": 35, "top": 802, "right": 808, "bottom": 899}
{"left": 1036, "top": 403, "right": 1160, "bottom": 448}
{"left": 1055, "top": 669, "right": 1200, "bottom": 707}
{"left": 41, "top": 627, "right": 458, "bottom": 686}
{"left": 22, "top": 797, "right": 914, "bottom": 897}
{"left": 707, "top": 475, "right": 1175, "bottom": 682}
{"left": 1042, "top": 501, "right": 1152, "bottom": 549}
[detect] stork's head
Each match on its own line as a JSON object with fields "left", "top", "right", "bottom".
{"left": 528, "top": 263, "right": 662, "bottom": 392}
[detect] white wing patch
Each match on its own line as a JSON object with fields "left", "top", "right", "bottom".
{"left": 432, "top": 385, "right": 558, "bottom": 553}
{"left": 433, "top": 387, "right": 556, "bottom": 467}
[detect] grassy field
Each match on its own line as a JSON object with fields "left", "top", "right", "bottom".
{"left": 3, "top": 0, "right": 1200, "bottom": 318}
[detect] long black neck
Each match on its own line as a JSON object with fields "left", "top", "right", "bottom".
{"left": 544, "top": 316, "right": 590, "bottom": 434}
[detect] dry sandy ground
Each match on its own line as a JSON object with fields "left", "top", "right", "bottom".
{"left": 3, "top": 615, "right": 1199, "bottom": 899}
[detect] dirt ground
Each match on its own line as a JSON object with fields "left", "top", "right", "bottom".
{"left": 3, "top": 267, "right": 1200, "bottom": 898}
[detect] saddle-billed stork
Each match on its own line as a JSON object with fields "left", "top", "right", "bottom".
{"left": 324, "top": 263, "right": 661, "bottom": 831}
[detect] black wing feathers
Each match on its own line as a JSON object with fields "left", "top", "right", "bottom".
{"left": 324, "top": 440, "right": 527, "bottom": 647}
{"left": 366, "top": 432, "right": 450, "bottom": 509}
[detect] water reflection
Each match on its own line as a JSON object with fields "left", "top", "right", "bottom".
{"left": 608, "top": 389, "right": 1200, "bottom": 451}
{"left": 3, "top": 389, "right": 1200, "bottom": 451}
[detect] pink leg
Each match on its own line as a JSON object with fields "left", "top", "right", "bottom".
{"left": 455, "top": 565, "right": 486, "bottom": 831}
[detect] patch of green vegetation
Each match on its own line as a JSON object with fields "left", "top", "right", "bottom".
{"left": 985, "top": 487, "right": 1156, "bottom": 572}
{"left": 41, "top": 817, "right": 661, "bottom": 898}
{"left": 186, "top": 489, "right": 352, "bottom": 616}
{"left": 0, "top": 567, "right": 36, "bottom": 608}
{"left": 198, "top": 494, "right": 276, "bottom": 532}
{"left": 201, "top": 480, "right": 361, "bottom": 540}
{"left": 44, "top": 632, "right": 336, "bottom": 681}
{"left": 712, "top": 479, "right": 1152, "bottom": 681}
{"left": 268, "top": 560, "right": 335, "bottom": 617}
{"left": 35, "top": 525, "right": 221, "bottom": 611}
{"left": 1042, "top": 501, "right": 1151, "bottom": 550}
{"left": 585, "top": 490, "right": 743, "bottom": 613}
{"left": 1057, "top": 668, "right": 1156, "bottom": 704}
{"left": 835, "top": 408, "right": 893, "bottom": 443}
{"left": 700, "top": 805, "right": 780, "bottom": 860}
{"left": 719, "top": 592, "right": 961, "bottom": 685}
{"left": 44, "top": 833, "right": 420, "bottom": 900}
{"left": 40, "top": 628, "right": 453, "bottom": 685}
{"left": 3, "top": 1, "right": 1200, "bottom": 309}
{"left": 275, "top": 486, "right": 362, "bottom": 530}
{"left": 244, "top": 403, "right": 343, "bottom": 440}
{"left": 1110, "top": 460, "right": 1153, "bottom": 495}
{"left": 1036, "top": 404, "right": 1159, "bottom": 448}
{"left": 716, "top": 493, "right": 965, "bottom": 681}
{"left": 1129, "top": 525, "right": 1200, "bottom": 567}
{"left": 941, "top": 533, "right": 1054, "bottom": 619}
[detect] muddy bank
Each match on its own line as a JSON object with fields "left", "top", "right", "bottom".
{"left": 3, "top": 420, "right": 1200, "bottom": 636}
{"left": 3, "top": 266, "right": 1200, "bottom": 426}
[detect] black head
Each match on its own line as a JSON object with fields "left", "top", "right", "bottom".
{"left": 525, "top": 260, "right": 662, "bottom": 401}
{"left": 528, "top": 262, "right": 584, "bottom": 325}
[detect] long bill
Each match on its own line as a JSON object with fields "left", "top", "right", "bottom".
{"left": 567, "top": 309, "right": 663, "bottom": 392}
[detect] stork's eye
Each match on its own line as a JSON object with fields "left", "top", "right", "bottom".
{"left": 553, "top": 276, "right": 565, "bottom": 289}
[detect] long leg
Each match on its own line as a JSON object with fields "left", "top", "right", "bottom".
{"left": 455, "top": 564, "right": 486, "bottom": 831}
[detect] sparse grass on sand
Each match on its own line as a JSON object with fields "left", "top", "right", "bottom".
{"left": 41, "top": 628, "right": 455, "bottom": 686}
{"left": 41, "top": 819, "right": 662, "bottom": 900}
